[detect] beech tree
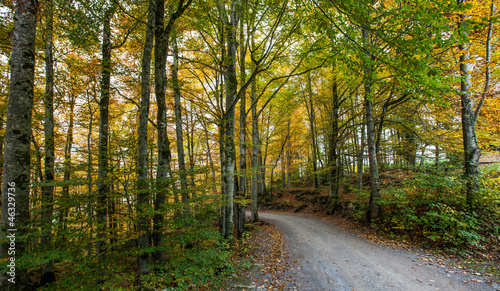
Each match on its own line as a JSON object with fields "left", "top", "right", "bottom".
{"left": 152, "top": 0, "right": 192, "bottom": 263}
{"left": 41, "top": 0, "right": 56, "bottom": 284}
{"left": 0, "top": 0, "right": 37, "bottom": 288}
{"left": 136, "top": 0, "right": 155, "bottom": 280}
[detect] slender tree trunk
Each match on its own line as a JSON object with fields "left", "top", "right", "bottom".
{"left": 281, "top": 169, "right": 286, "bottom": 189}
{"left": 357, "top": 120, "right": 365, "bottom": 201}
{"left": 328, "top": 68, "right": 339, "bottom": 210}
{"left": 202, "top": 120, "right": 217, "bottom": 193}
{"left": 61, "top": 94, "right": 75, "bottom": 234}
{"left": 305, "top": 72, "right": 319, "bottom": 189}
{"left": 41, "top": 0, "right": 55, "bottom": 284}
{"left": 220, "top": 0, "right": 240, "bottom": 238}
{"left": 136, "top": 0, "right": 155, "bottom": 280}
{"left": 173, "top": 34, "right": 189, "bottom": 205}
{"left": 250, "top": 77, "right": 259, "bottom": 223}
{"left": 258, "top": 145, "right": 265, "bottom": 195}
{"left": 153, "top": 0, "right": 170, "bottom": 265}
{"left": 262, "top": 117, "right": 270, "bottom": 197}
{"left": 375, "top": 102, "right": 387, "bottom": 170}
{"left": 286, "top": 119, "right": 292, "bottom": 189}
{"left": 152, "top": 0, "right": 191, "bottom": 262}
{"left": 235, "top": 14, "right": 247, "bottom": 238}
{"left": 0, "top": 0, "right": 37, "bottom": 288}
{"left": 86, "top": 93, "right": 95, "bottom": 255}
{"left": 457, "top": 0, "right": 480, "bottom": 209}
{"left": 286, "top": 149, "right": 291, "bottom": 188}
{"left": 362, "top": 27, "right": 382, "bottom": 221}
{"left": 97, "top": 4, "right": 115, "bottom": 260}
{"left": 172, "top": 34, "right": 193, "bottom": 242}
{"left": 187, "top": 113, "right": 196, "bottom": 188}
{"left": 219, "top": 123, "right": 227, "bottom": 236}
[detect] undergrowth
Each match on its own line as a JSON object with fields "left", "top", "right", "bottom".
{"left": 378, "top": 165, "right": 500, "bottom": 258}
{"left": 35, "top": 205, "right": 240, "bottom": 290}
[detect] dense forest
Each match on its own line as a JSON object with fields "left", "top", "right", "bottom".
{"left": 0, "top": 0, "right": 499, "bottom": 289}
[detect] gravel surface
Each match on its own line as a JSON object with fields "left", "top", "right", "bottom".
{"left": 256, "top": 211, "right": 499, "bottom": 291}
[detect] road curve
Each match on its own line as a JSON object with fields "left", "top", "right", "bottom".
{"left": 256, "top": 211, "right": 497, "bottom": 291}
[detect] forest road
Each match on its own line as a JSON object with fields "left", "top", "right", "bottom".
{"left": 256, "top": 211, "right": 498, "bottom": 291}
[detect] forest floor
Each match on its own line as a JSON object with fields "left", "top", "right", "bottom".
{"left": 226, "top": 186, "right": 500, "bottom": 290}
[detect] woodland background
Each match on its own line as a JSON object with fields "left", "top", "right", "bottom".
{"left": 0, "top": 0, "right": 499, "bottom": 289}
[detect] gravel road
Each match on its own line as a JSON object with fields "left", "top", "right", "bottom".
{"left": 256, "top": 211, "right": 498, "bottom": 291}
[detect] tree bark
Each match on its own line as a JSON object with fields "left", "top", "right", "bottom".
{"left": 41, "top": 0, "right": 56, "bottom": 284}
{"left": 235, "top": 13, "right": 247, "bottom": 238}
{"left": 153, "top": 0, "right": 170, "bottom": 265}
{"left": 457, "top": 0, "right": 480, "bottom": 209}
{"left": 328, "top": 68, "right": 340, "bottom": 210}
{"left": 219, "top": 0, "right": 241, "bottom": 238}
{"left": 305, "top": 72, "right": 319, "bottom": 189}
{"left": 362, "top": 27, "right": 382, "bottom": 221}
{"left": 0, "top": 0, "right": 37, "bottom": 288}
{"left": 152, "top": 0, "right": 192, "bottom": 263}
{"left": 250, "top": 77, "right": 259, "bottom": 223}
{"left": 136, "top": 0, "right": 155, "bottom": 280}
{"left": 61, "top": 94, "right": 75, "bottom": 233}
{"left": 173, "top": 34, "right": 189, "bottom": 205}
{"left": 85, "top": 92, "right": 96, "bottom": 255}
{"left": 96, "top": 4, "right": 115, "bottom": 260}
{"left": 357, "top": 119, "right": 365, "bottom": 201}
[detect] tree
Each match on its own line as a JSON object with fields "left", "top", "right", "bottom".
{"left": 136, "top": 0, "right": 155, "bottom": 280}
{"left": 0, "top": 0, "right": 37, "bottom": 288}
{"left": 173, "top": 32, "right": 190, "bottom": 207}
{"left": 218, "top": 0, "right": 241, "bottom": 239}
{"left": 96, "top": 1, "right": 116, "bottom": 261}
{"left": 152, "top": 0, "right": 192, "bottom": 264}
{"left": 362, "top": 26, "right": 382, "bottom": 220}
{"left": 41, "top": 0, "right": 56, "bottom": 284}
{"left": 457, "top": 0, "right": 480, "bottom": 209}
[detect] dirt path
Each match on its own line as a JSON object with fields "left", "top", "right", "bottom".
{"left": 256, "top": 211, "right": 498, "bottom": 291}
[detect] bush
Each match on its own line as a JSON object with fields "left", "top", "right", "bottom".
{"left": 379, "top": 166, "right": 500, "bottom": 253}
{"left": 419, "top": 203, "right": 482, "bottom": 248}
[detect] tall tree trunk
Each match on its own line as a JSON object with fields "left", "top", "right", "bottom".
{"left": 357, "top": 119, "right": 365, "bottom": 201}
{"left": 220, "top": 0, "right": 240, "bottom": 238}
{"left": 136, "top": 0, "right": 155, "bottom": 281}
{"left": 151, "top": 0, "right": 192, "bottom": 263}
{"left": 173, "top": 34, "right": 189, "bottom": 205}
{"left": 0, "top": 0, "right": 37, "bottom": 288}
{"left": 152, "top": 0, "right": 192, "bottom": 263}
{"left": 97, "top": 4, "right": 115, "bottom": 260}
{"left": 153, "top": 0, "right": 170, "bottom": 265}
{"left": 61, "top": 94, "right": 75, "bottom": 233}
{"left": 262, "top": 116, "right": 270, "bottom": 197}
{"left": 41, "top": 0, "right": 55, "bottom": 284}
{"left": 281, "top": 169, "right": 286, "bottom": 189}
{"left": 362, "top": 27, "right": 382, "bottom": 221}
{"left": 202, "top": 119, "right": 217, "bottom": 194}
{"left": 250, "top": 77, "right": 259, "bottom": 222}
{"left": 457, "top": 0, "right": 480, "bottom": 209}
{"left": 235, "top": 14, "right": 247, "bottom": 239}
{"left": 258, "top": 144, "right": 265, "bottom": 195}
{"left": 328, "top": 68, "right": 339, "bottom": 210}
{"left": 286, "top": 150, "right": 291, "bottom": 188}
{"left": 85, "top": 93, "right": 95, "bottom": 255}
{"left": 187, "top": 113, "right": 196, "bottom": 188}
{"left": 306, "top": 72, "right": 319, "bottom": 189}
{"left": 286, "top": 119, "right": 292, "bottom": 188}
